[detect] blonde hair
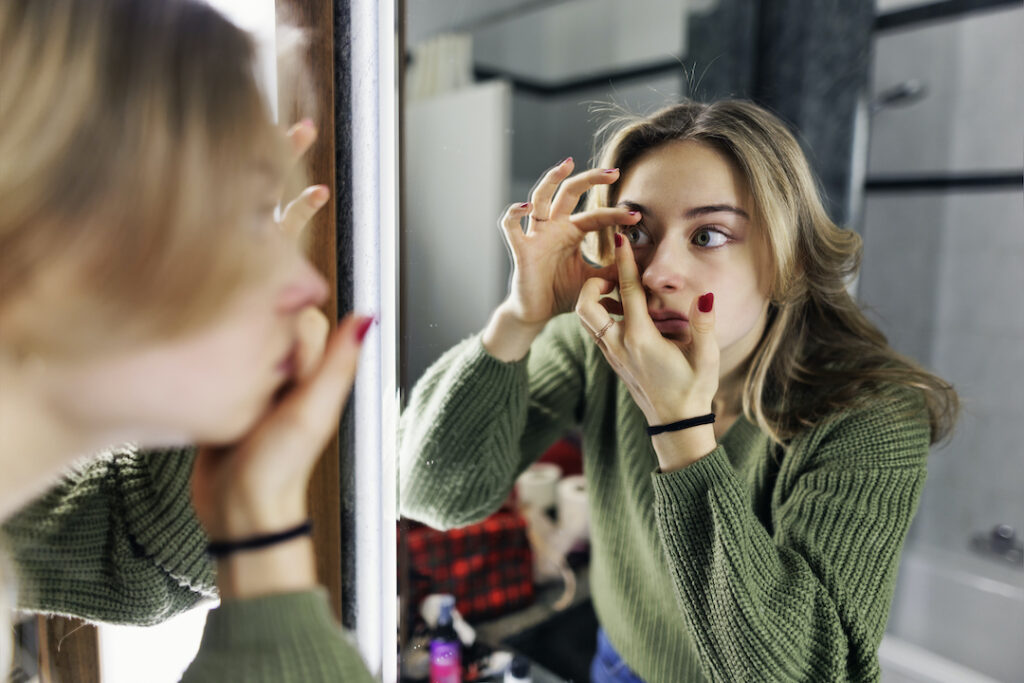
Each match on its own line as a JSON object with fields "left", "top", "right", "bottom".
{"left": 0, "top": 0, "right": 292, "bottom": 360}
{"left": 0, "top": 0, "right": 312, "bottom": 668}
{"left": 585, "top": 100, "right": 958, "bottom": 445}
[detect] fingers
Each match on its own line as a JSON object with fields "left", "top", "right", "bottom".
{"left": 549, "top": 167, "right": 620, "bottom": 219}
{"left": 285, "top": 119, "right": 317, "bottom": 168}
{"left": 280, "top": 185, "right": 330, "bottom": 239}
{"left": 295, "top": 307, "right": 330, "bottom": 379}
{"left": 575, "top": 276, "right": 617, "bottom": 342}
{"left": 569, "top": 206, "right": 641, "bottom": 233}
{"left": 499, "top": 201, "right": 532, "bottom": 247}
{"left": 687, "top": 292, "right": 720, "bottom": 390}
{"left": 613, "top": 232, "right": 653, "bottom": 335}
{"left": 528, "top": 157, "right": 574, "bottom": 222}
{"left": 282, "top": 313, "right": 373, "bottom": 442}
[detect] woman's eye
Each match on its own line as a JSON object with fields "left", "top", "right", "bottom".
{"left": 692, "top": 227, "right": 728, "bottom": 248}
{"left": 619, "top": 225, "right": 651, "bottom": 246}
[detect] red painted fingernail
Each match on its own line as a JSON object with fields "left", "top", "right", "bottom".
{"left": 355, "top": 316, "right": 375, "bottom": 343}
{"left": 698, "top": 293, "right": 714, "bottom": 313}
{"left": 560, "top": 156, "right": 573, "bottom": 165}
{"left": 628, "top": 210, "right": 639, "bottom": 216}
{"left": 519, "top": 202, "right": 530, "bottom": 208}
{"left": 603, "top": 168, "right": 619, "bottom": 174}
{"left": 614, "top": 233, "right": 623, "bottom": 248}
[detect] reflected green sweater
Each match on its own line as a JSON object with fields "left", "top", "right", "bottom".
{"left": 2, "top": 447, "right": 373, "bottom": 683}
{"left": 399, "top": 313, "right": 930, "bottom": 683}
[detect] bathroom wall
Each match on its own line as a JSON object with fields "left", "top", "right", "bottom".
{"left": 859, "top": 0, "right": 1024, "bottom": 564}
{"left": 857, "top": 2, "right": 1024, "bottom": 677}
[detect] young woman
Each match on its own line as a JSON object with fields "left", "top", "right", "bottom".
{"left": 400, "top": 100, "right": 957, "bottom": 682}
{"left": 0, "top": 1, "right": 373, "bottom": 680}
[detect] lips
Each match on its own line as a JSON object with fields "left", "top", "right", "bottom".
{"left": 649, "top": 308, "right": 688, "bottom": 322}
{"left": 649, "top": 308, "right": 689, "bottom": 336}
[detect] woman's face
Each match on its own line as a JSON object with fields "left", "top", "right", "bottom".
{"left": 615, "top": 140, "right": 771, "bottom": 378}
{"left": 41, "top": 195, "right": 328, "bottom": 448}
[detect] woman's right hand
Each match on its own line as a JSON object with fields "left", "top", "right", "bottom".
{"left": 484, "top": 158, "right": 640, "bottom": 361}
{"left": 500, "top": 157, "right": 641, "bottom": 324}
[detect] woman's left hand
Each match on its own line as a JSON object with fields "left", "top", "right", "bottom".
{"left": 575, "top": 231, "right": 720, "bottom": 428}
{"left": 189, "top": 120, "right": 372, "bottom": 598}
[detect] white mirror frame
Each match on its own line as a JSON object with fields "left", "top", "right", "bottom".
{"left": 342, "top": 0, "right": 398, "bottom": 679}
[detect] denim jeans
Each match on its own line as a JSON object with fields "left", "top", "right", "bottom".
{"left": 590, "top": 628, "right": 647, "bottom": 683}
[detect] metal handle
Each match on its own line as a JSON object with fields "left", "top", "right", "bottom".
{"left": 970, "top": 524, "right": 1024, "bottom": 569}
{"left": 871, "top": 79, "right": 929, "bottom": 113}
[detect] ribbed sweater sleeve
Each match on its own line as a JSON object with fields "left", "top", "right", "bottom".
{"left": 180, "top": 590, "right": 374, "bottom": 683}
{"left": 400, "top": 315, "right": 586, "bottom": 529}
{"left": 2, "top": 446, "right": 213, "bottom": 624}
{"left": 650, "top": 391, "right": 930, "bottom": 682}
{"left": 5, "top": 448, "right": 376, "bottom": 682}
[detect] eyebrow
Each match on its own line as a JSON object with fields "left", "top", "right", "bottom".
{"left": 618, "top": 200, "right": 750, "bottom": 221}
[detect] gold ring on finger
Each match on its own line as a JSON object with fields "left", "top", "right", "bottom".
{"left": 594, "top": 319, "right": 614, "bottom": 342}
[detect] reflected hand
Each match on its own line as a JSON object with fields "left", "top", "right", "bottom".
{"left": 497, "top": 158, "right": 641, "bottom": 328}
{"left": 575, "top": 232, "right": 719, "bottom": 426}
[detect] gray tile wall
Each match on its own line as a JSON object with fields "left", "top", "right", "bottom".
{"left": 860, "top": 4, "right": 1024, "bottom": 574}
{"left": 869, "top": 8, "right": 1024, "bottom": 176}
{"left": 861, "top": 190, "right": 1024, "bottom": 561}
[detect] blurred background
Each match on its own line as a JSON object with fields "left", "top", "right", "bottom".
{"left": 400, "top": 1, "right": 1023, "bottom": 681}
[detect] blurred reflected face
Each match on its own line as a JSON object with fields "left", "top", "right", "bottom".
{"left": 615, "top": 140, "right": 771, "bottom": 377}
{"left": 43, "top": 190, "right": 328, "bottom": 447}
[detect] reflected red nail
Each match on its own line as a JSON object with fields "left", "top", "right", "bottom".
{"left": 614, "top": 233, "right": 623, "bottom": 248}
{"left": 519, "top": 202, "right": 530, "bottom": 208}
{"left": 698, "top": 293, "right": 714, "bottom": 313}
{"left": 355, "top": 316, "right": 375, "bottom": 343}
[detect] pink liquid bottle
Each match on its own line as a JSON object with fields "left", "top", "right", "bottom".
{"left": 429, "top": 594, "right": 461, "bottom": 683}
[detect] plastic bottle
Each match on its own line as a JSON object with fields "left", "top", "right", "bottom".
{"left": 429, "top": 594, "right": 461, "bottom": 683}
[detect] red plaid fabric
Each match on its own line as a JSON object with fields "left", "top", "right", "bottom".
{"left": 403, "top": 508, "right": 535, "bottom": 621}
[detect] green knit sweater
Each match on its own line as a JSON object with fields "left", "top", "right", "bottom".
{"left": 399, "top": 313, "right": 930, "bottom": 683}
{"left": 2, "top": 446, "right": 373, "bottom": 683}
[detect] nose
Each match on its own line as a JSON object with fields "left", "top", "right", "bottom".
{"left": 276, "top": 256, "right": 329, "bottom": 314}
{"left": 640, "top": 240, "right": 687, "bottom": 294}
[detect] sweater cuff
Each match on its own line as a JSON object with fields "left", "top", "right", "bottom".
{"left": 201, "top": 590, "right": 350, "bottom": 648}
{"left": 472, "top": 332, "right": 531, "bottom": 370}
{"left": 116, "top": 447, "right": 215, "bottom": 595}
{"left": 650, "top": 445, "right": 735, "bottom": 505}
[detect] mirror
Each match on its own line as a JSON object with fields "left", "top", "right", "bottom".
{"left": 397, "top": 1, "right": 1023, "bottom": 682}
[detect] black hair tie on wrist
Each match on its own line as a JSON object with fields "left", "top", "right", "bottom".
{"left": 207, "top": 519, "right": 313, "bottom": 558}
{"left": 646, "top": 413, "right": 716, "bottom": 436}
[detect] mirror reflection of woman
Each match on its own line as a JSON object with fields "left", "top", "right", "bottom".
{"left": 401, "top": 101, "right": 958, "bottom": 682}
{"left": 0, "top": 1, "right": 374, "bottom": 680}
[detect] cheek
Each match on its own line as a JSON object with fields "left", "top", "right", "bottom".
{"left": 711, "top": 271, "right": 767, "bottom": 346}
{"left": 718, "top": 295, "right": 765, "bottom": 340}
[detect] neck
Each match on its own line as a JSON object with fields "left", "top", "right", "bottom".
{"left": 713, "top": 365, "right": 747, "bottom": 418}
{"left": 712, "top": 299, "right": 771, "bottom": 419}
{"left": 0, "top": 359, "right": 103, "bottom": 520}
